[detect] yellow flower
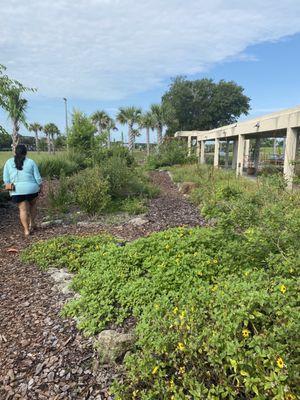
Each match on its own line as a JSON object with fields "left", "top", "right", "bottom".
{"left": 285, "top": 393, "right": 296, "bottom": 400}
{"left": 213, "top": 259, "right": 218, "bottom": 264}
{"left": 280, "top": 284, "right": 287, "bottom": 294}
{"left": 242, "top": 328, "right": 250, "bottom": 338}
{"left": 197, "top": 271, "right": 203, "bottom": 276}
{"left": 177, "top": 342, "right": 185, "bottom": 351}
{"left": 179, "top": 311, "right": 186, "bottom": 320}
{"left": 154, "top": 304, "right": 160, "bottom": 310}
{"left": 211, "top": 285, "right": 218, "bottom": 292}
{"left": 152, "top": 365, "right": 159, "bottom": 374}
{"left": 169, "top": 379, "right": 175, "bottom": 388}
{"left": 276, "top": 357, "right": 284, "bottom": 369}
{"left": 173, "top": 307, "right": 178, "bottom": 315}
{"left": 179, "top": 366, "right": 185, "bottom": 374}
{"left": 165, "top": 244, "right": 170, "bottom": 250}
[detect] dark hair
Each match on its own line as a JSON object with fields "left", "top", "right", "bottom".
{"left": 14, "top": 144, "right": 27, "bottom": 170}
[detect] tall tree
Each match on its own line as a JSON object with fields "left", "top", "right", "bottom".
{"left": 140, "top": 111, "right": 155, "bottom": 156}
{"left": 150, "top": 104, "right": 166, "bottom": 147}
{"left": 162, "top": 76, "right": 251, "bottom": 135}
{"left": 0, "top": 64, "right": 35, "bottom": 149}
{"left": 116, "top": 106, "right": 142, "bottom": 152}
{"left": 43, "top": 123, "right": 60, "bottom": 154}
{"left": 91, "top": 110, "right": 110, "bottom": 136}
{"left": 28, "top": 122, "right": 43, "bottom": 152}
{"left": 105, "top": 118, "right": 118, "bottom": 149}
{"left": 68, "top": 110, "right": 96, "bottom": 152}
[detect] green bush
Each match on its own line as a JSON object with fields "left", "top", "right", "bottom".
{"left": 21, "top": 234, "right": 116, "bottom": 272}
{"left": 24, "top": 226, "right": 299, "bottom": 399}
{"left": 147, "top": 140, "right": 191, "bottom": 169}
{"left": 93, "top": 144, "right": 135, "bottom": 168}
{"left": 70, "top": 167, "right": 111, "bottom": 214}
{"left": 38, "top": 156, "right": 79, "bottom": 178}
{"left": 121, "top": 197, "right": 147, "bottom": 215}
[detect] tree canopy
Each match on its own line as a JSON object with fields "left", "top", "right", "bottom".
{"left": 162, "top": 76, "right": 251, "bottom": 135}
{"left": 68, "top": 110, "right": 96, "bottom": 152}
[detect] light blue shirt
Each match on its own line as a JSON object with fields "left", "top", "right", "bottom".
{"left": 3, "top": 157, "right": 42, "bottom": 196}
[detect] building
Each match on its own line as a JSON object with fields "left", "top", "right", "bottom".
{"left": 175, "top": 105, "right": 300, "bottom": 188}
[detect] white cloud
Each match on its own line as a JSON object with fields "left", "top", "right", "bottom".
{"left": 1, "top": 0, "right": 300, "bottom": 100}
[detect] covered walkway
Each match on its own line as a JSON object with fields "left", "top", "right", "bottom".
{"left": 175, "top": 106, "right": 300, "bottom": 188}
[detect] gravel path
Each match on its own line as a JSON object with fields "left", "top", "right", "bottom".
{"left": 0, "top": 171, "right": 204, "bottom": 399}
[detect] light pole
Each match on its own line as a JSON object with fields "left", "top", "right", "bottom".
{"left": 63, "top": 97, "right": 69, "bottom": 150}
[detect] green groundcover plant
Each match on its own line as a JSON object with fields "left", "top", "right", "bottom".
{"left": 23, "top": 222, "right": 299, "bottom": 399}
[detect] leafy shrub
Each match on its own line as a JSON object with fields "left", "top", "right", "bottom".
{"left": 24, "top": 226, "right": 299, "bottom": 399}
{"left": 47, "top": 173, "right": 72, "bottom": 213}
{"left": 94, "top": 144, "right": 135, "bottom": 167}
{"left": 21, "top": 234, "right": 115, "bottom": 272}
{"left": 121, "top": 197, "right": 147, "bottom": 215}
{"left": 70, "top": 167, "right": 111, "bottom": 214}
{"left": 38, "top": 156, "right": 79, "bottom": 178}
{"left": 147, "top": 140, "right": 191, "bottom": 169}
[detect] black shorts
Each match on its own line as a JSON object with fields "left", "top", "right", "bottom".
{"left": 11, "top": 192, "right": 39, "bottom": 204}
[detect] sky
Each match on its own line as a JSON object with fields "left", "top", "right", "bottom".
{"left": 1, "top": 0, "right": 300, "bottom": 143}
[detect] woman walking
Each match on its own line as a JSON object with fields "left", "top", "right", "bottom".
{"left": 3, "top": 144, "right": 42, "bottom": 237}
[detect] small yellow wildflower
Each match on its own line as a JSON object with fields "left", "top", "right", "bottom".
{"left": 285, "top": 393, "right": 296, "bottom": 400}
{"left": 242, "top": 328, "right": 250, "bottom": 338}
{"left": 280, "top": 284, "right": 287, "bottom": 294}
{"left": 179, "top": 311, "right": 186, "bottom": 320}
{"left": 165, "top": 244, "right": 170, "bottom": 250}
{"left": 177, "top": 342, "right": 185, "bottom": 351}
{"left": 213, "top": 259, "right": 218, "bottom": 264}
{"left": 211, "top": 285, "right": 218, "bottom": 292}
{"left": 173, "top": 307, "right": 178, "bottom": 314}
{"left": 179, "top": 366, "right": 185, "bottom": 374}
{"left": 169, "top": 379, "right": 175, "bottom": 389}
{"left": 197, "top": 271, "right": 203, "bottom": 276}
{"left": 276, "top": 357, "right": 284, "bottom": 369}
{"left": 152, "top": 365, "right": 159, "bottom": 374}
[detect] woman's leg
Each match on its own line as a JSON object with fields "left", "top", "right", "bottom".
{"left": 18, "top": 201, "right": 30, "bottom": 236}
{"left": 29, "top": 197, "right": 38, "bottom": 231}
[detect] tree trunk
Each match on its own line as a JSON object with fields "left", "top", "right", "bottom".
{"left": 11, "top": 119, "right": 19, "bottom": 151}
{"left": 128, "top": 124, "right": 134, "bottom": 152}
{"left": 35, "top": 131, "right": 39, "bottom": 152}
{"left": 157, "top": 126, "right": 163, "bottom": 147}
{"left": 146, "top": 127, "right": 150, "bottom": 156}
{"left": 47, "top": 135, "right": 51, "bottom": 153}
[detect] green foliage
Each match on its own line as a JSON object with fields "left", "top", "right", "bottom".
{"left": 147, "top": 140, "right": 192, "bottom": 169}
{"left": 38, "top": 156, "right": 79, "bottom": 178}
{"left": 162, "top": 76, "right": 250, "bottom": 135}
{"left": 21, "top": 234, "right": 115, "bottom": 272}
{"left": 121, "top": 197, "right": 147, "bottom": 215}
{"left": 69, "top": 167, "right": 111, "bottom": 214}
{"left": 68, "top": 110, "right": 96, "bottom": 152}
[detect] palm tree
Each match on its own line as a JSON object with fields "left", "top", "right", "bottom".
{"left": 91, "top": 110, "right": 110, "bottom": 137}
{"left": 43, "top": 123, "right": 60, "bottom": 154}
{"left": 116, "top": 106, "right": 142, "bottom": 152}
{"left": 106, "top": 118, "right": 118, "bottom": 149}
{"left": 140, "top": 111, "right": 155, "bottom": 156}
{"left": 28, "top": 122, "right": 43, "bottom": 152}
{"left": 4, "top": 88, "right": 28, "bottom": 149}
{"left": 150, "top": 104, "right": 166, "bottom": 147}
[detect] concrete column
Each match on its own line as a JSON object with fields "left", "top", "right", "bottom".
{"left": 225, "top": 140, "right": 230, "bottom": 168}
{"left": 236, "top": 135, "right": 245, "bottom": 176}
{"left": 253, "top": 138, "right": 261, "bottom": 172}
{"left": 196, "top": 140, "right": 200, "bottom": 160}
{"left": 244, "top": 139, "right": 250, "bottom": 168}
{"left": 284, "top": 127, "right": 298, "bottom": 189}
{"left": 214, "top": 138, "right": 220, "bottom": 167}
{"left": 200, "top": 140, "right": 205, "bottom": 164}
{"left": 232, "top": 139, "right": 238, "bottom": 169}
{"left": 188, "top": 136, "right": 192, "bottom": 156}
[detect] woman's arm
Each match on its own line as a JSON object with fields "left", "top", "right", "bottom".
{"left": 3, "top": 161, "right": 11, "bottom": 184}
{"left": 32, "top": 160, "right": 43, "bottom": 186}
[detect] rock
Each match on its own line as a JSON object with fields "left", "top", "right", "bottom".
{"left": 129, "top": 217, "right": 148, "bottom": 226}
{"left": 47, "top": 268, "right": 73, "bottom": 294}
{"left": 77, "top": 221, "right": 102, "bottom": 228}
{"left": 94, "top": 330, "right": 135, "bottom": 364}
{"left": 40, "top": 221, "right": 52, "bottom": 228}
{"left": 179, "top": 182, "right": 198, "bottom": 195}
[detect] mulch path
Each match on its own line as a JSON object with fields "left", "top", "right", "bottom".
{"left": 0, "top": 171, "right": 205, "bottom": 399}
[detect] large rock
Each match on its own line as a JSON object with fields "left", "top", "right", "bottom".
{"left": 129, "top": 217, "right": 148, "bottom": 226}
{"left": 94, "top": 330, "right": 135, "bottom": 364}
{"left": 179, "top": 181, "right": 198, "bottom": 195}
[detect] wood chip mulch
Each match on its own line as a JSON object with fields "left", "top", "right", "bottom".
{"left": 0, "top": 171, "right": 205, "bottom": 399}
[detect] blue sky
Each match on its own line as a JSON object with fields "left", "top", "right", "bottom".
{"left": 1, "top": 0, "right": 300, "bottom": 143}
